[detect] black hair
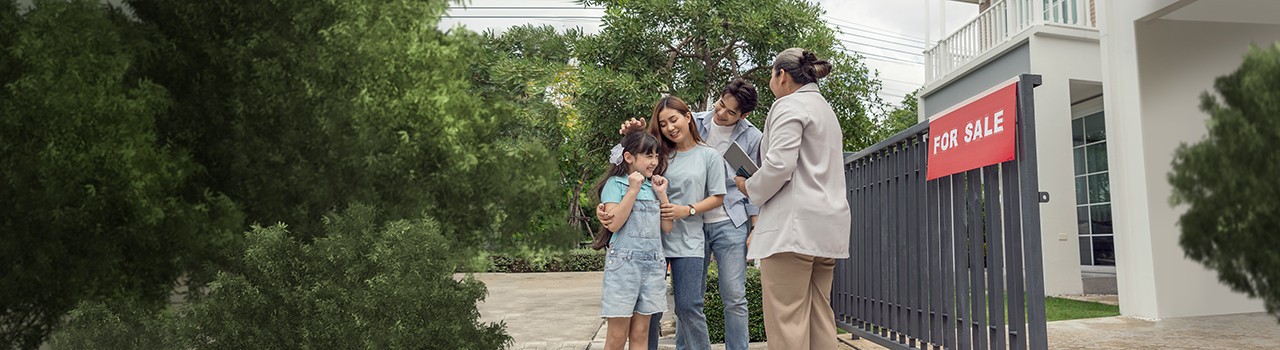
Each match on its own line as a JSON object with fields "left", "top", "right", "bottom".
{"left": 721, "top": 78, "right": 759, "bottom": 115}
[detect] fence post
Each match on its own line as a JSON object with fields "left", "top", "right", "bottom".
{"left": 1016, "top": 74, "right": 1049, "bottom": 350}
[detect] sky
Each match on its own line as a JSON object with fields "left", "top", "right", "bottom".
{"left": 440, "top": 0, "right": 980, "bottom": 103}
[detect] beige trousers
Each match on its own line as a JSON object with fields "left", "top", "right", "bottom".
{"left": 760, "top": 252, "right": 838, "bottom": 350}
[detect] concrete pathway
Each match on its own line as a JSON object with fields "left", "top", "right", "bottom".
{"left": 471, "top": 272, "right": 1280, "bottom": 349}
{"left": 1046, "top": 312, "right": 1280, "bottom": 349}
{"left": 470, "top": 271, "right": 858, "bottom": 350}
{"left": 841, "top": 312, "right": 1280, "bottom": 350}
{"left": 472, "top": 272, "right": 605, "bottom": 350}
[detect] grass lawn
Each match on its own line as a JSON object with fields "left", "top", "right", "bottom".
{"left": 1044, "top": 296, "right": 1120, "bottom": 321}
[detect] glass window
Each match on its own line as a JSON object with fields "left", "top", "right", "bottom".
{"left": 1090, "top": 204, "right": 1113, "bottom": 234}
{"left": 1074, "top": 148, "right": 1086, "bottom": 175}
{"left": 1088, "top": 173, "right": 1110, "bottom": 204}
{"left": 1076, "top": 177, "right": 1088, "bottom": 205}
{"left": 1077, "top": 206, "right": 1090, "bottom": 235}
{"left": 1093, "top": 236, "right": 1115, "bottom": 266}
{"left": 1085, "top": 112, "right": 1106, "bottom": 143}
{"left": 1086, "top": 143, "right": 1108, "bottom": 173}
{"left": 1071, "top": 106, "right": 1115, "bottom": 268}
{"left": 1079, "top": 237, "right": 1092, "bottom": 266}
{"left": 1072, "top": 118, "right": 1085, "bottom": 146}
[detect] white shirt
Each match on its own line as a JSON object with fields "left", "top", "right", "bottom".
{"left": 701, "top": 122, "right": 736, "bottom": 224}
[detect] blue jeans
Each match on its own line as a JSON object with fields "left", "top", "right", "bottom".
{"left": 649, "top": 257, "right": 709, "bottom": 350}
{"left": 704, "top": 219, "right": 750, "bottom": 350}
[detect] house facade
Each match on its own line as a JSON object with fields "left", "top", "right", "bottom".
{"left": 918, "top": 0, "right": 1278, "bottom": 320}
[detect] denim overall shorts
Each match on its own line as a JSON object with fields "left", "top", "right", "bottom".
{"left": 600, "top": 199, "right": 668, "bottom": 318}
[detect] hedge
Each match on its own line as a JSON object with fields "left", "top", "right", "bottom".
{"left": 705, "top": 263, "right": 767, "bottom": 343}
{"left": 486, "top": 249, "right": 606, "bottom": 273}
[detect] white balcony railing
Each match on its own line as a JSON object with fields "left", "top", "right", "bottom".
{"left": 925, "top": 0, "right": 1097, "bottom": 83}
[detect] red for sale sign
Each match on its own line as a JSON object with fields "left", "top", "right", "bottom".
{"left": 926, "top": 81, "right": 1018, "bottom": 180}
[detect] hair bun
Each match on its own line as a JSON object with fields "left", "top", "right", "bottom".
{"left": 812, "top": 59, "right": 832, "bottom": 80}
{"left": 801, "top": 50, "right": 818, "bottom": 66}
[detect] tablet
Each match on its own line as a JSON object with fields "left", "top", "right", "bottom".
{"left": 724, "top": 141, "right": 758, "bottom": 177}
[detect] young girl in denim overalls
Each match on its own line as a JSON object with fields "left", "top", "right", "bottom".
{"left": 590, "top": 131, "right": 674, "bottom": 350}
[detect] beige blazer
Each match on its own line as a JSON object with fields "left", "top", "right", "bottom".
{"left": 745, "top": 83, "right": 851, "bottom": 259}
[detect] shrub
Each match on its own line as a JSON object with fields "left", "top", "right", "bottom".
{"left": 486, "top": 249, "right": 605, "bottom": 273}
{"left": 49, "top": 298, "right": 177, "bottom": 349}
{"left": 50, "top": 205, "right": 510, "bottom": 349}
{"left": 705, "top": 263, "right": 766, "bottom": 343}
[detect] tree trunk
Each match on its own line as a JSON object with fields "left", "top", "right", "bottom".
{"left": 566, "top": 165, "right": 595, "bottom": 240}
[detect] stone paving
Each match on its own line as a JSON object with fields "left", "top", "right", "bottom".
{"left": 470, "top": 272, "right": 1280, "bottom": 349}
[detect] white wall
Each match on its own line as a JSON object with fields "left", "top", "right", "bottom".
{"left": 1102, "top": 0, "right": 1277, "bottom": 319}
{"left": 1027, "top": 32, "right": 1104, "bottom": 296}
{"left": 1134, "top": 18, "right": 1277, "bottom": 319}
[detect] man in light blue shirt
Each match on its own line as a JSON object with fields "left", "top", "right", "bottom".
{"left": 691, "top": 78, "right": 761, "bottom": 350}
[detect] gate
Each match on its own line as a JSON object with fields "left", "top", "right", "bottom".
{"left": 834, "top": 74, "right": 1048, "bottom": 350}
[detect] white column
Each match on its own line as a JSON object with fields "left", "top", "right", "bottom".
{"left": 1099, "top": 0, "right": 1163, "bottom": 320}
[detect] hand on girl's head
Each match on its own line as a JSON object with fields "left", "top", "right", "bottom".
{"left": 618, "top": 118, "right": 646, "bottom": 135}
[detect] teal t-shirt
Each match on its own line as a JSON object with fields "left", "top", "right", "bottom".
{"left": 601, "top": 176, "right": 656, "bottom": 245}
{"left": 662, "top": 144, "right": 727, "bottom": 258}
{"left": 600, "top": 176, "right": 656, "bottom": 203}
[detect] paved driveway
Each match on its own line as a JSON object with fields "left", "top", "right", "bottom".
{"left": 471, "top": 272, "right": 605, "bottom": 349}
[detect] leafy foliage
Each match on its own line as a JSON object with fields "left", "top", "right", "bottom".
{"left": 483, "top": 249, "right": 606, "bottom": 273}
{"left": 471, "top": 24, "right": 596, "bottom": 243}
{"left": 1169, "top": 43, "right": 1280, "bottom": 320}
{"left": 126, "top": 0, "right": 564, "bottom": 246}
{"left": 579, "top": 0, "right": 887, "bottom": 150}
{"left": 0, "top": 1, "right": 240, "bottom": 347}
{"left": 877, "top": 90, "right": 922, "bottom": 141}
{"left": 3, "top": 0, "right": 568, "bottom": 347}
{"left": 51, "top": 205, "right": 510, "bottom": 349}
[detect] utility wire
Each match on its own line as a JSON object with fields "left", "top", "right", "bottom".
{"left": 827, "top": 21, "right": 928, "bottom": 47}
{"left": 823, "top": 16, "right": 927, "bottom": 44}
{"left": 836, "top": 30, "right": 925, "bottom": 51}
{"left": 846, "top": 50, "right": 924, "bottom": 65}
{"left": 839, "top": 38, "right": 924, "bottom": 57}
{"left": 841, "top": 48, "right": 925, "bottom": 66}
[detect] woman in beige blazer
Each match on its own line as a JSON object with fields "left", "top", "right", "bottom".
{"left": 734, "top": 48, "right": 851, "bottom": 349}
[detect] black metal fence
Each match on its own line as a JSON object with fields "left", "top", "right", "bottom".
{"left": 834, "top": 74, "right": 1048, "bottom": 350}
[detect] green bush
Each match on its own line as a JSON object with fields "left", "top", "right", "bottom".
{"left": 486, "top": 249, "right": 605, "bottom": 273}
{"left": 48, "top": 298, "right": 177, "bottom": 349}
{"left": 50, "top": 205, "right": 511, "bottom": 349}
{"left": 705, "top": 263, "right": 766, "bottom": 343}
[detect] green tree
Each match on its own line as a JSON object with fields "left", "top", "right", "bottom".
{"left": 471, "top": 24, "right": 593, "bottom": 243}
{"left": 4, "top": 0, "right": 572, "bottom": 346}
{"left": 876, "top": 90, "right": 921, "bottom": 141}
{"left": 0, "top": 1, "right": 240, "bottom": 347}
{"left": 52, "top": 205, "right": 510, "bottom": 349}
{"left": 579, "top": 0, "right": 887, "bottom": 151}
{"left": 1169, "top": 43, "right": 1280, "bottom": 320}
{"left": 124, "top": 0, "right": 565, "bottom": 247}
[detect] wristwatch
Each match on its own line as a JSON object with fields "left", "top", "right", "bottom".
{"left": 688, "top": 205, "right": 697, "bottom": 216}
